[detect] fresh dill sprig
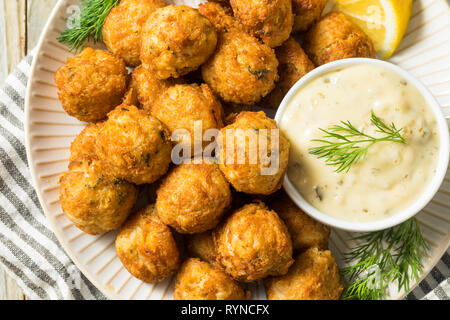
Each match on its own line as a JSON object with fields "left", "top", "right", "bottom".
{"left": 341, "top": 218, "right": 428, "bottom": 300}
{"left": 309, "top": 111, "right": 406, "bottom": 173}
{"left": 57, "top": 0, "right": 120, "bottom": 52}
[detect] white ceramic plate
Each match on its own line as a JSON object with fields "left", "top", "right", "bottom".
{"left": 25, "top": 0, "right": 450, "bottom": 300}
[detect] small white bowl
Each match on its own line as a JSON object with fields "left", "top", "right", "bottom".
{"left": 275, "top": 58, "right": 450, "bottom": 232}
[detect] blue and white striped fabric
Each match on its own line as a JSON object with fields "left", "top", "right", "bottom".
{"left": 0, "top": 53, "right": 448, "bottom": 300}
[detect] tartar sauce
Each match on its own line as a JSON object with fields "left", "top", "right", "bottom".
{"left": 279, "top": 64, "right": 440, "bottom": 222}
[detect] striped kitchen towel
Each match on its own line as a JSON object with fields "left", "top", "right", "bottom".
{"left": 0, "top": 52, "right": 448, "bottom": 300}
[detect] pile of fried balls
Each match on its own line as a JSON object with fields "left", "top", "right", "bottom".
{"left": 56, "top": 0, "right": 376, "bottom": 300}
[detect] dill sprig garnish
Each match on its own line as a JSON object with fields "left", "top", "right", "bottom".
{"left": 309, "top": 111, "right": 406, "bottom": 173}
{"left": 341, "top": 218, "right": 428, "bottom": 300}
{"left": 57, "top": 0, "right": 120, "bottom": 52}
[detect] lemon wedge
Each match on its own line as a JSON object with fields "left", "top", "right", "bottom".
{"left": 326, "top": 0, "right": 413, "bottom": 59}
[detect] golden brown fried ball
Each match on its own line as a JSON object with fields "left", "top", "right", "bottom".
{"left": 265, "top": 247, "right": 342, "bottom": 300}
{"left": 96, "top": 105, "right": 172, "bottom": 185}
{"left": 174, "top": 258, "right": 250, "bottom": 300}
{"left": 217, "top": 111, "right": 290, "bottom": 195}
{"left": 54, "top": 48, "right": 128, "bottom": 122}
{"left": 270, "top": 191, "right": 330, "bottom": 253}
{"left": 199, "top": 2, "right": 279, "bottom": 106}
{"left": 214, "top": 201, "right": 294, "bottom": 282}
{"left": 59, "top": 160, "right": 138, "bottom": 235}
{"left": 131, "top": 65, "right": 183, "bottom": 112}
{"left": 69, "top": 122, "right": 104, "bottom": 163}
{"left": 116, "top": 205, "right": 180, "bottom": 283}
{"left": 152, "top": 84, "right": 224, "bottom": 154}
{"left": 140, "top": 5, "right": 218, "bottom": 79}
{"left": 292, "top": 0, "right": 326, "bottom": 33}
{"left": 304, "top": 12, "right": 376, "bottom": 66}
{"left": 202, "top": 31, "right": 279, "bottom": 106}
{"left": 103, "top": 0, "right": 167, "bottom": 67}
{"left": 122, "top": 86, "right": 139, "bottom": 107}
{"left": 260, "top": 38, "right": 315, "bottom": 109}
{"left": 230, "top": 0, "right": 293, "bottom": 48}
{"left": 186, "top": 231, "right": 218, "bottom": 266}
{"left": 156, "top": 162, "right": 232, "bottom": 234}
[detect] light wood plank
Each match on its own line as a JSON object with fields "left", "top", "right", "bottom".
{"left": 0, "top": 0, "right": 28, "bottom": 300}
{"left": 27, "top": 0, "right": 59, "bottom": 50}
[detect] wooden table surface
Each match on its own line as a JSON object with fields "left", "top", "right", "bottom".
{"left": 0, "top": 0, "right": 59, "bottom": 300}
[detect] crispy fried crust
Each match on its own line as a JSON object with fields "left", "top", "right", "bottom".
{"left": 199, "top": 2, "right": 279, "bottom": 106}
{"left": 260, "top": 38, "right": 315, "bottom": 109}
{"left": 198, "top": 1, "right": 239, "bottom": 33}
{"left": 265, "top": 247, "right": 343, "bottom": 300}
{"left": 141, "top": 5, "right": 218, "bottom": 79}
{"left": 59, "top": 160, "right": 138, "bottom": 235}
{"left": 292, "top": 0, "right": 326, "bottom": 33}
{"left": 304, "top": 12, "right": 376, "bottom": 66}
{"left": 269, "top": 191, "right": 330, "bottom": 252}
{"left": 230, "top": 0, "right": 293, "bottom": 48}
{"left": 156, "top": 162, "right": 232, "bottom": 234}
{"left": 116, "top": 205, "right": 180, "bottom": 283}
{"left": 96, "top": 105, "right": 172, "bottom": 185}
{"left": 131, "top": 65, "right": 183, "bottom": 112}
{"left": 103, "top": 0, "right": 167, "bottom": 67}
{"left": 214, "top": 201, "right": 294, "bottom": 282}
{"left": 174, "top": 258, "right": 250, "bottom": 300}
{"left": 152, "top": 84, "right": 224, "bottom": 153}
{"left": 122, "top": 87, "right": 139, "bottom": 107}
{"left": 217, "top": 111, "right": 290, "bottom": 195}
{"left": 54, "top": 48, "right": 128, "bottom": 122}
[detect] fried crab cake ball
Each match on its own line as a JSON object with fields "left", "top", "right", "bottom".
{"left": 156, "top": 162, "right": 232, "bottom": 234}
{"left": 140, "top": 5, "right": 218, "bottom": 79}
{"left": 260, "top": 38, "right": 315, "bottom": 109}
{"left": 152, "top": 84, "right": 224, "bottom": 154}
{"left": 54, "top": 48, "right": 128, "bottom": 122}
{"left": 304, "top": 12, "right": 376, "bottom": 66}
{"left": 217, "top": 111, "right": 290, "bottom": 195}
{"left": 96, "top": 105, "right": 172, "bottom": 185}
{"left": 292, "top": 0, "right": 326, "bottom": 33}
{"left": 69, "top": 122, "right": 104, "bottom": 163}
{"left": 198, "top": 1, "right": 239, "bottom": 32}
{"left": 103, "top": 0, "right": 167, "bottom": 67}
{"left": 214, "top": 202, "right": 294, "bottom": 282}
{"left": 131, "top": 65, "right": 183, "bottom": 112}
{"left": 60, "top": 161, "right": 138, "bottom": 235}
{"left": 186, "top": 231, "right": 218, "bottom": 266}
{"left": 270, "top": 191, "right": 330, "bottom": 252}
{"left": 174, "top": 258, "right": 250, "bottom": 300}
{"left": 116, "top": 205, "right": 180, "bottom": 283}
{"left": 199, "top": 2, "right": 279, "bottom": 106}
{"left": 265, "top": 247, "right": 342, "bottom": 300}
{"left": 230, "top": 0, "right": 293, "bottom": 48}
